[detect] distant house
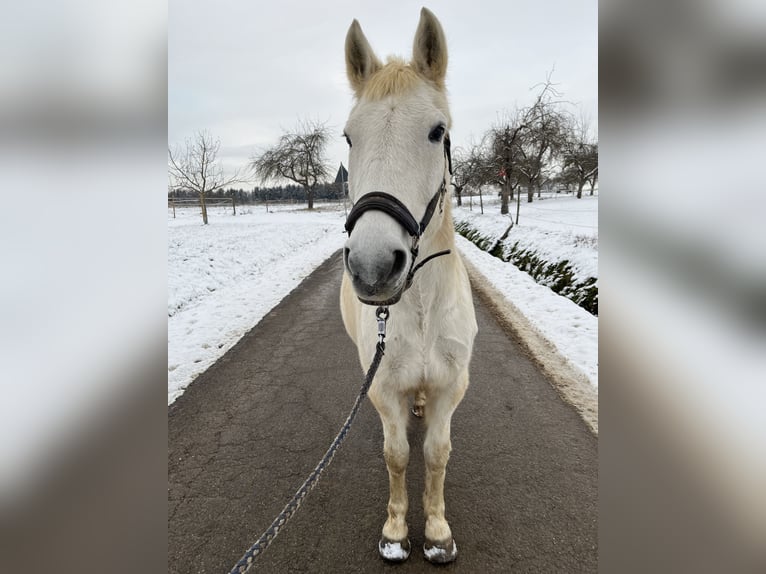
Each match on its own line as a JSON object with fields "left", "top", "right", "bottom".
{"left": 335, "top": 163, "right": 349, "bottom": 196}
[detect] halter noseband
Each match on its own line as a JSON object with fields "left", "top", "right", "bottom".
{"left": 344, "top": 135, "right": 453, "bottom": 306}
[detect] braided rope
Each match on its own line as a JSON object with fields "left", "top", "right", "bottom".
{"left": 228, "top": 339, "right": 386, "bottom": 573}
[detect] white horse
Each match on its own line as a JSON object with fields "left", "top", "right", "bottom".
{"left": 340, "top": 8, "right": 477, "bottom": 564}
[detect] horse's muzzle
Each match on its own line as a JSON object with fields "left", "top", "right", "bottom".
{"left": 344, "top": 245, "right": 408, "bottom": 303}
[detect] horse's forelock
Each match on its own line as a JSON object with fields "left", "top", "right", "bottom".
{"left": 360, "top": 58, "right": 432, "bottom": 101}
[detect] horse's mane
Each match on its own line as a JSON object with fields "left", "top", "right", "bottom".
{"left": 361, "top": 58, "right": 425, "bottom": 100}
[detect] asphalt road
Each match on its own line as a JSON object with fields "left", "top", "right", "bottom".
{"left": 168, "top": 252, "right": 597, "bottom": 573}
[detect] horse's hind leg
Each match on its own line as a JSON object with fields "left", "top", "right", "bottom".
{"left": 412, "top": 389, "right": 426, "bottom": 418}
{"left": 422, "top": 370, "right": 468, "bottom": 563}
{"left": 368, "top": 385, "right": 411, "bottom": 561}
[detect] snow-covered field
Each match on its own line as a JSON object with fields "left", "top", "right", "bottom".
{"left": 453, "top": 193, "right": 598, "bottom": 389}
{"left": 168, "top": 193, "right": 598, "bottom": 404}
{"left": 454, "top": 193, "right": 598, "bottom": 287}
{"left": 167, "top": 204, "right": 347, "bottom": 404}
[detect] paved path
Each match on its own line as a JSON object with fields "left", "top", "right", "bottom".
{"left": 168, "top": 252, "right": 597, "bottom": 573}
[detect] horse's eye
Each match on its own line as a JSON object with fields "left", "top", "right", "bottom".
{"left": 344, "top": 133, "right": 352, "bottom": 147}
{"left": 428, "top": 124, "right": 446, "bottom": 143}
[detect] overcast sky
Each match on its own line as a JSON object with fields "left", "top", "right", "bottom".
{"left": 169, "top": 0, "right": 597, "bottom": 186}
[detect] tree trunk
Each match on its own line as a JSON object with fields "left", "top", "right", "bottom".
{"left": 479, "top": 188, "right": 484, "bottom": 214}
{"left": 200, "top": 192, "right": 209, "bottom": 224}
{"left": 455, "top": 185, "right": 462, "bottom": 207}
{"left": 307, "top": 186, "right": 314, "bottom": 210}
{"left": 527, "top": 184, "right": 534, "bottom": 203}
{"left": 577, "top": 181, "right": 584, "bottom": 199}
{"left": 589, "top": 180, "right": 595, "bottom": 195}
{"left": 500, "top": 181, "right": 510, "bottom": 214}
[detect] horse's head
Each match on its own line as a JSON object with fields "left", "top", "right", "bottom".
{"left": 343, "top": 8, "right": 452, "bottom": 305}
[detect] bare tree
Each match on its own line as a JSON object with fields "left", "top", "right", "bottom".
{"left": 488, "top": 111, "right": 527, "bottom": 214}
{"left": 452, "top": 146, "right": 485, "bottom": 208}
{"left": 453, "top": 138, "right": 500, "bottom": 214}
{"left": 516, "top": 76, "right": 570, "bottom": 203}
{"left": 451, "top": 147, "right": 467, "bottom": 207}
{"left": 481, "top": 76, "right": 571, "bottom": 211}
{"left": 586, "top": 155, "right": 598, "bottom": 195}
{"left": 168, "top": 130, "right": 243, "bottom": 224}
{"left": 561, "top": 114, "right": 598, "bottom": 199}
{"left": 250, "top": 120, "right": 332, "bottom": 210}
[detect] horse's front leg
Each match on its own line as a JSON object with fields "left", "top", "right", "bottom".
{"left": 368, "top": 384, "right": 411, "bottom": 561}
{"left": 422, "top": 369, "right": 468, "bottom": 563}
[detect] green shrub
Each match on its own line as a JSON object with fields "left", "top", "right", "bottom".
{"left": 455, "top": 221, "right": 598, "bottom": 316}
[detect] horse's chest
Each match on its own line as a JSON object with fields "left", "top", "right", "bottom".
{"left": 384, "top": 309, "right": 467, "bottom": 387}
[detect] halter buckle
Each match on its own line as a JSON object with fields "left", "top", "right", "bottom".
{"left": 438, "top": 180, "right": 447, "bottom": 214}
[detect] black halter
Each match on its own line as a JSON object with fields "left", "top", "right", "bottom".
{"left": 344, "top": 135, "right": 453, "bottom": 306}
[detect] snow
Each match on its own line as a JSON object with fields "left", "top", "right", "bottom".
{"left": 379, "top": 540, "right": 410, "bottom": 561}
{"left": 167, "top": 204, "right": 347, "bottom": 404}
{"left": 454, "top": 193, "right": 598, "bottom": 389}
{"left": 454, "top": 194, "right": 598, "bottom": 284}
{"left": 168, "top": 193, "right": 598, "bottom": 404}
{"left": 457, "top": 235, "right": 598, "bottom": 388}
{"left": 423, "top": 539, "right": 457, "bottom": 562}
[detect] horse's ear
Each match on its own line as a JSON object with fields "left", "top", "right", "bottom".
{"left": 345, "top": 19, "right": 381, "bottom": 95}
{"left": 412, "top": 8, "right": 448, "bottom": 87}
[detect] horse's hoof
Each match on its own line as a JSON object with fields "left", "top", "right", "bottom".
{"left": 379, "top": 536, "right": 411, "bottom": 562}
{"left": 424, "top": 538, "right": 457, "bottom": 564}
{"left": 411, "top": 405, "right": 424, "bottom": 418}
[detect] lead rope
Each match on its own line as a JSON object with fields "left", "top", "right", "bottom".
{"left": 227, "top": 306, "right": 390, "bottom": 574}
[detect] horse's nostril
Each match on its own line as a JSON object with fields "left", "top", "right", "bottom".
{"left": 391, "top": 249, "right": 407, "bottom": 277}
